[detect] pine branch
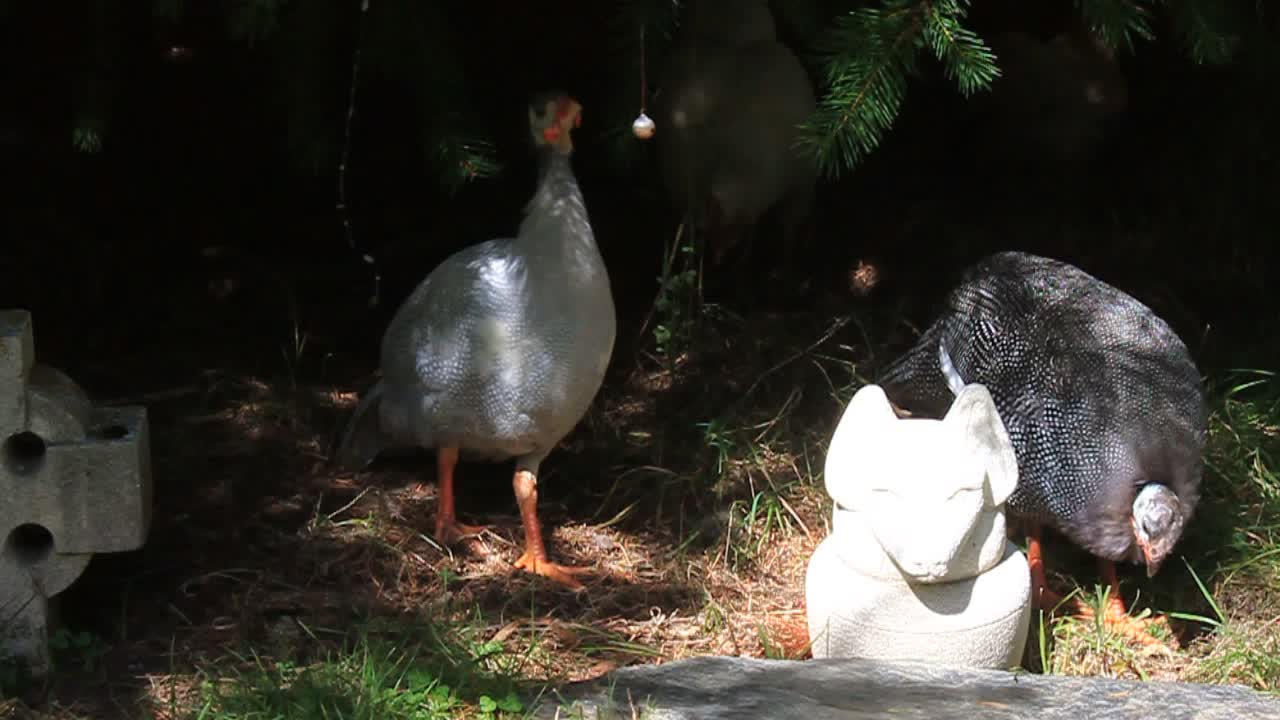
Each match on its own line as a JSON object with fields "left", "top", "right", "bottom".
{"left": 152, "top": 0, "right": 184, "bottom": 22}
{"left": 770, "top": 0, "right": 832, "bottom": 49}
{"left": 73, "top": 0, "right": 121, "bottom": 154}
{"left": 427, "top": 124, "right": 502, "bottom": 197}
{"left": 1162, "top": 0, "right": 1241, "bottom": 65}
{"left": 274, "top": 1, "right": 345, "bottom": 175}
{"left": 401, "top": 3, "right": 501, "bottom": 189}
{"left": 797, "top": 2, "right": 926, "bottom": 180}
{"left": 610, "top": 0, "right": 682, "bottom": 52}
{"left": 227, "top": 0, "right": 287, "bottom": 47}
{"left": 363, "top": 0, "right": 501, "bottom": 188}
{"left": 1074, "top": 0, "right": 1156, "bottom": 52}
{"left": 921, "top": 0, "right": 999, "bottom": 97}
{"left": 271, "top": 0, "right": 500, "bottom": 188}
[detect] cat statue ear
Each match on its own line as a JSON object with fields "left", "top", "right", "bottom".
{"left": 823, "top": 383, "right": 1016, "bottom": 510}
{"left": 807, "top": 382, "right": 1032, "bottom": 668}
{"left": 823, "top": 384, "right": 899, "bottom": 512}
{"left": 943, "top": 384, "right": 1019, "bottom": 507}
{"left": 826, "top": 383, "right": 1005, "bottom": 582}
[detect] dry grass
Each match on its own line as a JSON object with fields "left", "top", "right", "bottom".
{"left": 1, "top": 301, "right": 869, "bottom": 718}
{"left": 2, "top": 279, "right": 1277, "bottom": 718}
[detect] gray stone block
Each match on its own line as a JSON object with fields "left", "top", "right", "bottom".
{"left": 1, "top": 309, "right": 153, "bottom": 677}
{"left": 0, "top": 310, "right": 34, "bottom": 434}
{"left": 531, "top": 655, "right": 1280, "bottom": 720}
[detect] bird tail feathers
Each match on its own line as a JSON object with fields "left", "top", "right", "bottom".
{"left": 876, "top": 322, "right": 956, "bottom": 418}
{"left": 333, "top": 379, "right": 391, "bottom": 470}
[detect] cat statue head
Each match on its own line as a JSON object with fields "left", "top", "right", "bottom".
{"left": 823, "top": 383, "right": 1019, "bottom": 583}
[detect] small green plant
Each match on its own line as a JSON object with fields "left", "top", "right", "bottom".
{"left": 702, "top": 600, "right": 727, "bottom": 635}
{"left": 48, "top": 628, "right": 106, "bottom": 673}
{"left": 756, "top": 623, "right": 786, "bottom": 660}
{"left": 1047, "top": 585, "right": 1151, "bottom": 680}
{"left": 71, "top": 125, "right": 102, "bottom": 154}
{"left": 476, "top": 691, "right": 523, "bottom": 718}
{"left": 0, "top": 655, "right": 29, "bottom": 699}
{"left": 697, "top": 418, "right": 736, "bottom": 479}
{"left": 725, "top": 489, "right": 793, "bottom": 569}
{"left": 652, "top": 246, "right": 699, "bottom": 358}
{"left": 643, "top": 218, "right": 707, "bottom": 361}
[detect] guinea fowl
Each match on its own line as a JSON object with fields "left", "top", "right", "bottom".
{"left": 336, "top": 92, "right": 616, "bottom": 590}
{"left": 877, "top": 251, "right": 1207, "bottom": 644}
{"left": 976, "top": 23, "right": 1129, "bottom": 170}
{"left": 654, "top": 0, "right": 817, "bottom": 276}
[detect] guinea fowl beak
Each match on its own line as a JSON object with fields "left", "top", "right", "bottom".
{"left": 542, "top": 98, "right": 581, "bottom": 145}
{"left": 1132, "top": 516, "right": 1164, "bottom": 577}
{"left": 561, "top": 98, "right": 582, "bottom": 128}
{"left": 1140, "top": 537, "right": 1161, "bottom": 577}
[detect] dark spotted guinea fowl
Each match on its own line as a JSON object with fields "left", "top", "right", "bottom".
{"left": 335, "top": 92, "right": 616, "bottom": 590}
{"left": 877, "top": 251, "right": 1207, "bottom": 645}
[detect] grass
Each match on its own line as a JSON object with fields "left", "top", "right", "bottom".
{"left": 0, "top": 229, "right": 1274, "bottom": 720}
{"left": 1032, "top": 369, "right": 1280, "bottom": 687}
{"left": 187, "top": 619, "right": 530, "bottom": 720}
{"left": 2, "top": 277, "right": 1278, "bottom": 718}
{"left": 1177, "top": 371, "right": 1280, "bottom": 691}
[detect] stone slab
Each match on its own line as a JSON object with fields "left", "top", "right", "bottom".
{"left": 0, "top": 310, "right": 34, "bottom": 433}
{"left": 10, "top": 406, "right": 154, "bottom": 558}
{"left": 0, "top": 309, "right": 153, "bottom": 677}
{"left": 529, "top": 655, "right": 1280, "bottom": 720}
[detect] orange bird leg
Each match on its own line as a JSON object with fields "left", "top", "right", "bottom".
{"left": 511, "top": 469, "right": 591, "bottom": 590}
{"left": 1027, "top": 523, "right": 1067, "bottom": 610}
{"left": 432, "top": 445, "right": 488, "bottom": 545}
{"left": 1070, "top": 557, "right": 1175, "bottom": 647}
{"left": 1027, "top": 525, "right": 1173, "bottom": 647}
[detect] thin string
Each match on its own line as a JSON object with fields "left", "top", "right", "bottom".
{"left": 338, "top": 0, "right": 381, "bottom": 309}
{"left": 639, "top": 24, "right": 647, "bottom": 113}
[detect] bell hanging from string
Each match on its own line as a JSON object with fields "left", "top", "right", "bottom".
{"left": 632, "top": 112, "right": 656, "bottom": 140}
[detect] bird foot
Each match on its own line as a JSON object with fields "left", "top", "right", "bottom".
{"left": 433, "top": 517, "right": 489, "bottom": 546}
{"left": 1038, "top": 589, "right": 1176, "bottom": 649}
{"left": 1073, "top": 595, "right": 1179, "bottom": 649}
{"left": 513, "top": 551, "right": 591, "bottom": 591}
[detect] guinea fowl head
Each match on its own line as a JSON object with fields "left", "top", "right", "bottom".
{"left": 1131, "top": 483, "right": 1187, "bottom": 577}
{"left": 529, "top": 92, "right": 582, "bottom": 155}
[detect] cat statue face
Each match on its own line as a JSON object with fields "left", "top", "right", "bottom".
{"left": 823, "top": 384, "right": 1019, "bottom": 583}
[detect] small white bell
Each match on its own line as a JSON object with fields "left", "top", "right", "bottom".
{"left": 632, "top": 112, "right": 656, "bottom": 140}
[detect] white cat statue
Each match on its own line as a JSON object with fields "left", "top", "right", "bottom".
{"left": 805, "top": 383, "right": 1031, "bottom": 668}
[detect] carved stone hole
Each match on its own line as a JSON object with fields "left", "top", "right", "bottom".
{"left": 0, "top": 309, "right": 153, "bottom": 678}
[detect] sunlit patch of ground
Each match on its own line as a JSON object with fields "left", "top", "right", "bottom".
{"left": 3, "top": 299, "right": 1278, "bottom": 718}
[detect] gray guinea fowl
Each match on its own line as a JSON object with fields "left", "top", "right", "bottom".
{"left": 336, "top": 92, "right": 616, "bottom": 590}
{"left": 655, "top": 0, "right": 817, "bottom": 270}
{"left": 877, "top": 251, "right": 1207, "bottom": 644}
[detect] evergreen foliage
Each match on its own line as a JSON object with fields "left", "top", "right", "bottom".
{"left": 1075, "top": 0, "right": 1156, "bottom": 53}
{"left": 355, "top": 0, "right": 499, "bottom": 193}
{"left": 49, "top": 0, "right": 1262, "bottom": 188}
{"left": 65, "top": 0, "right": 500, "bottom": 190}
{"left": 1163, "top": 1, "right": 1242, "bottom": 65}
{"left": 794, "top": 0, "right": 1250, "bottom": 180}
{"left": 72, "top": 0, "right": 122, "bottom": 155}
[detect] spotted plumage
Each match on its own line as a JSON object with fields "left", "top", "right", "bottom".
{"left": 335, "top": 92, "right": 614, "bottom": 589}
{"left": 337, "top": 92, "right": 614, "bottom": 474}
{"left": 877, "top": 251, "right": 1207, "bottom": 574}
